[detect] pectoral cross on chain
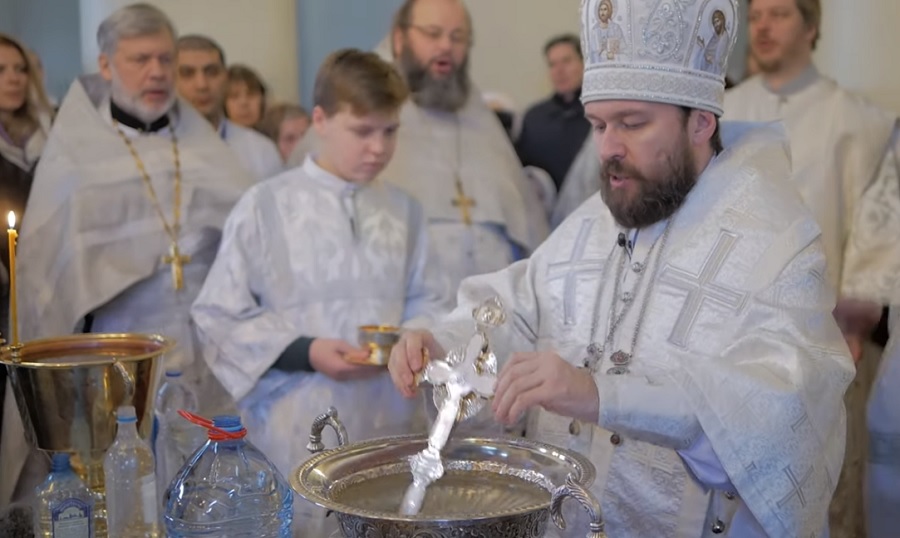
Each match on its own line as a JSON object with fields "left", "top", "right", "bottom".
{"left": 452, "top": 178, "right": 476, "bottom": 226}
{"left": 162, "top": 242, "right": 191, "bottom": 291}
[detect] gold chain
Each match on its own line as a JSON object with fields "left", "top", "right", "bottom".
{"left": 113, "top": 123, "right": 183, "bottom": 244}
{"left": 114, "top": 122, "right": 191, "bottom": 291}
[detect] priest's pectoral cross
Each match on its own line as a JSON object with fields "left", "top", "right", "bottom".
{"left": 162, "top": 243, "right": 191, "bottom": 291}
{"left": 452, "top": 179, "right": 476, "bottom": 226}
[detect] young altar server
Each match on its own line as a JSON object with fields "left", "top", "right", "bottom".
{"left": 191, "top": 48, "right": 451, "bottom": 536}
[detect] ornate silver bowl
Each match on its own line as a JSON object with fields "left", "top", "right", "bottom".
{"left": 292, "top": 408, "right": 606, "bottom": 538}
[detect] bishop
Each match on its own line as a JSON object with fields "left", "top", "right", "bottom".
{"left": 389, "top": 1, "right": 853, "bottom": 535}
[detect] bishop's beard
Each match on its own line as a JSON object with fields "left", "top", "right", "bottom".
{"left": 599, "top": 135, "right": 698, "bottom": 229}
{"left": 398, "top": 45, "right": 470, "bottom": 113}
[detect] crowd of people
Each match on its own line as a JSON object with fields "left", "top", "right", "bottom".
{"left": 0, "top": 0, "right": 898, "bottom": 536}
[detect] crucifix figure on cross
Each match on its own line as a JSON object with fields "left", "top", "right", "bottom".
{"left": 452, "top": 178, "right": 477, "bottom": 226}
{"left": 162, "top": 242, "right": 191, "bottom": 291}
{"left": 400, "top": 296, "right": 506, "bottom": 516}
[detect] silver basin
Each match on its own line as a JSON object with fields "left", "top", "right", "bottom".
{"left": 291, "top": 408, "right": 606, "bottom": 538}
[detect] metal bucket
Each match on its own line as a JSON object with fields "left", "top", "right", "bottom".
{"left": 0, "top": 333, "right": 173, "bottom": 536}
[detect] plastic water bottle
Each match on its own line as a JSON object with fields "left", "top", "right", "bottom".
{"left": 164, "top": 414, "right": 293, "bottom": 537}
{"left": 33, "top": 453, "right": 94, "bottom": 538}
{"left": 154, "top": 370, "right": 203, "bottom": 504}
{"left": 104, "top": 405, "right": 160, "bottom": 537}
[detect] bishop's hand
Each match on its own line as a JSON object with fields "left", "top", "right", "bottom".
{"left": 388, "top": 330, "right": 447, "bottom": 398}
{"left": 309, "top": 338, "right": 382, "bottom": 381}
{"left": 492, "top": 352, "right": 600, "bottom": 426}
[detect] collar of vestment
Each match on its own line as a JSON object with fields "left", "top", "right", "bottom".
{"left": 625, "top": 218, "right": 668, "bottom": 260}
{"left": 303, "top": 155, "right": 365, "bottom": 194}
{"left": 110, "top": 99, "right": 171, "bottom": 133}
{"left": 762, "top": 64, "right": 820, "bottom": 97}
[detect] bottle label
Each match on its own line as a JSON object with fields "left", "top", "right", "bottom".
{"left": 141, "top": 474, "right": 159, "bottom": 525}
{"left": 51, "top": 497, "right": 92, "bottom": 538}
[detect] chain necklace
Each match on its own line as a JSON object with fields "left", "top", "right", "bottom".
{"left": 114, "top": 122, "right": 190, "bottom": 291}
{"left": 568, "top": 218, "right": 675, "bottom": 435}
{"left": 450, "top": 114, "right": 476, "bottom": 225}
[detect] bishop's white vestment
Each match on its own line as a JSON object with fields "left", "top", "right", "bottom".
{"left": 429, "top": 123, "right": 854, "bottom": 537}
{"left": 219, "top": 118, "right": 284, "bottom": 180}
{"left": 0, "top": 75, "right": 254, "bottom": 507}
{"left": 191, "top": 157, "right": 451, "bottom": 536}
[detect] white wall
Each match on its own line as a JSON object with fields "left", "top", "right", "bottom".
{"left": 466, "top": 0, "right": 581, "bottom": 111}
{"left": 814, "top": 0, "right": 900, "bottom": 113}
{"left": 80, "top": 0, "right": 300, "bottom": 103}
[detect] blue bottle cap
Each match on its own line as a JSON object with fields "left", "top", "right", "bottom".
{"left": 50, "top": 453, "right": 71, "bottom": 473}
{"left": 165, "top": 370, "right": 183, "bottom": 378}
{"left": 212, "top": 415, "right": 243, "bottom": 433}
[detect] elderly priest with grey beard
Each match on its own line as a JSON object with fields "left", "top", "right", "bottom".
{"left": 0, "top": 2, "right": 253, "bottom": 509}
{"left": 389, "top": 0, "right": 854, "bottom": 536}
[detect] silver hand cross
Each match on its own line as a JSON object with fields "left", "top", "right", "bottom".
{"left": 400, "top": 298, "right": 505, "bottom": 516}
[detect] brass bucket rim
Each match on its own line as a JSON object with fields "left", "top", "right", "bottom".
{"left": 0, "top": 333, "right": 175, "bottom": 368}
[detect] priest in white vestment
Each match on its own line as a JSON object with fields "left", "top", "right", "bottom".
{"left": 176, "top": 34, "right": 283, "bottom": 181}
{"left": 192, "top": 49, "right": 450, "bottom": 537}
{"left": 723, "top": 1, "right": 900, "bottom": 535}
{"left": 290, "top": 0, "right": 548, "bottom": 295}
{"left": 389, "top": 0, "right": 854, "bottom": 536}
{"left": 0, "top": 5, "right": 253, "bottom": 508}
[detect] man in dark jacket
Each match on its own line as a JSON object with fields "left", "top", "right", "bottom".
{"left": 515, "top": 34, "right": 591, "bottom": 191}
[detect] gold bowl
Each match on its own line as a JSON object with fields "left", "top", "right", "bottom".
{"left": 355, "top": 325, "right": 401, "bottom": 366}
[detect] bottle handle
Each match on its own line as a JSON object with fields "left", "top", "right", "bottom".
{"left": 307, "top": 407, "right": 349, "bottom": 454}
{"left": 178, "top": 410, "right": 247, "bottom": 440}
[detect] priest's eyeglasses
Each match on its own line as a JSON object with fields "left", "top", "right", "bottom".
{"left": 408, "top": 25, "right": 472, "bottom": 46}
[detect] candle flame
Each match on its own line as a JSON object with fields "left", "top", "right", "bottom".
{"left": 7, "top": 211, "right": 14, "bottom": 230}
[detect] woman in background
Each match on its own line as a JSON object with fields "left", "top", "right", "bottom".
{"left": 225, "top": 64, "right": 267, "bottom": 130}
{"left": 0, "top": 33, "right": 53, "bottom": 519}
{"left": 0, "top": 33, "right": 52, "bottom": 333}
{"left": 258, "top": 102, "right": 309, "bottom": 163}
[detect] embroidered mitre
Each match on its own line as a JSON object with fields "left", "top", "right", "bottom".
{"left": 580, "top": 0, "right": 739, "bottom": 116}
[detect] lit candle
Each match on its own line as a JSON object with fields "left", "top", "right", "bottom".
{"left": 7, "top": 211, "right": 18, "bottom": 346}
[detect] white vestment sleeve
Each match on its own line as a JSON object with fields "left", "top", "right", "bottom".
{"left": 680, "top": 433, "right": 733, "bottom": 489}
{"left": 595, "top": 374, "right": 703, "bottom": 449}
{"left": 191, "top": 190, "right": 300, "bottom": 401}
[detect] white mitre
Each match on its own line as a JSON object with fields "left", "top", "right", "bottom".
{"left": 580, "top": 0, "right": 739, "bottom": 115}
